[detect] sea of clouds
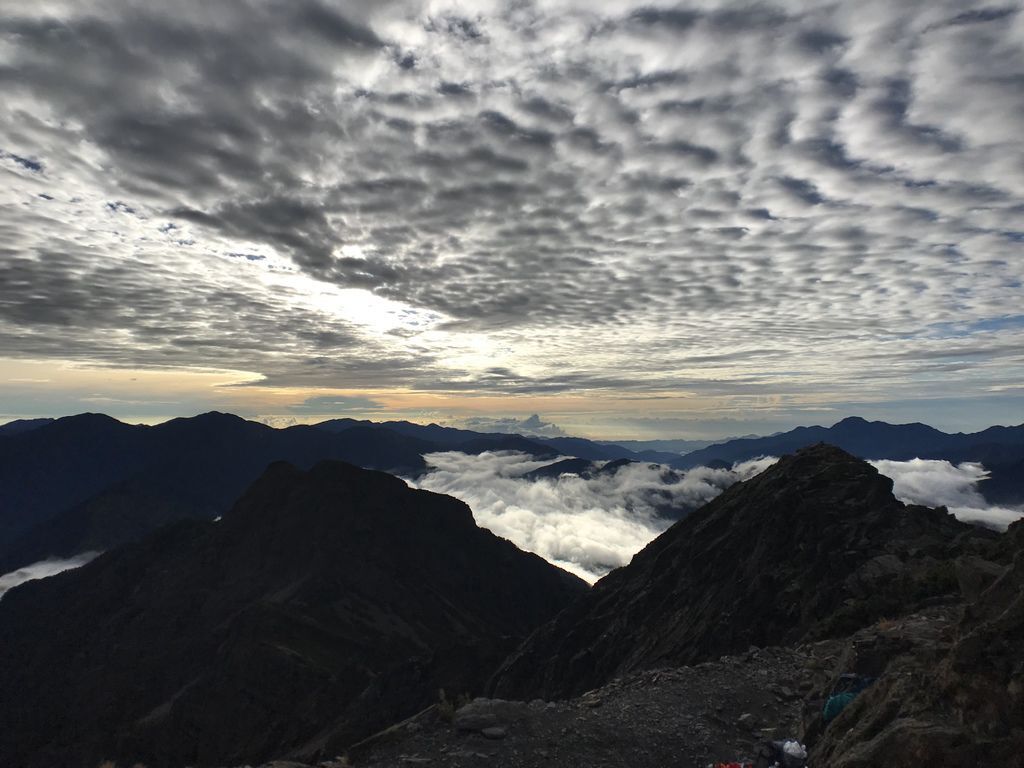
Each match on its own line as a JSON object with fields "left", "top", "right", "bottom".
{"left": 870, "top": 458, "right": 1024, "bottom": 530}
{"left": 413, "top": 452, "right": 1024, "bottom": 582}
{"left": 410, "top": 451, "right": 776, "bottom": 581}
{"left": 2, "top": 454, "right": 1020, "bottom": 592}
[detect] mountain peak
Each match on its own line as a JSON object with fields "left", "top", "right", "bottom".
{"left": 0, "top": 460, "right": 586, "bottom": 767}
{"left": 57, "top": 412, "right": 127, "bottom": 428}
{"left": 492, "top": 443, "right": 976, "bottom": 700}
{"left": 834, "top": 415, "right": 870, "bottom": 426}
{"left": 181, "top": 410, "right": 251, "bottom": 426}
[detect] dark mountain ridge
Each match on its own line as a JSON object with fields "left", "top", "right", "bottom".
{"left": 492, "top": 444, "right": 989, "bottom": 701}
{"left": 223, "top": 443, "right": 1023, "bottom": 768}
{"left": 675, "top": 415, "right": 1024, "bottom": 464}
{"left": 0, "top": 412, "right": 671, "bottom": 572}
{"left": 0, "top": 412, "right": 435, "bottom": 572}
{"left": 0, "top": 417, "right": 54, "bottom": 436}
{"left": 4, "top": 411, "right": 1022, "bottom": 580}
{"left": 0, "top": 460, "right": 586, "bottom": 768}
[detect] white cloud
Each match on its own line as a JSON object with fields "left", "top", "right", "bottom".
{"left": 0, "top": 552, "right": 101, "bottom": 600}
{"left": 1, "top": 0, "right": 1023, "bottom": 425}
{"left": 871, "top": 458, "right": 1024, "bottom": 530}
{"left": 461, "top": 413, "right": 567, "bottom": 438}
{"left": 412, "top": 453, "right": 1023, "bottom": 582}
{"left": 409, "top": 451, "right": 775, "bottom": 581}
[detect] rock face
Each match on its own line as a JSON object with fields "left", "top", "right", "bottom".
{"left": 809, "top": 520, "right": 1024, "bottom": 766}
{"left": 0, "top": 461, "right": 587, "bottom": 768}
{"left": 491, "top": 444, "right": 980, "bottom": 701}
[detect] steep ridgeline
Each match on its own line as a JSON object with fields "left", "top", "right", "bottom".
{"left": 0, "top": 461, "right": 587, "bottom": 768}
{"left": 492, "top": 444, "right": 986, "bottom": 701}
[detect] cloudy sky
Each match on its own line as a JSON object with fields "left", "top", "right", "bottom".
{"left": 2, "top": 0, "right": 1022, "bottom": 438}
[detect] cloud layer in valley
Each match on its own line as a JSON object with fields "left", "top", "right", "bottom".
{"left": 410, "top": 451, "right": 776, "bottom": 581}
{"left": 872, "top": 458, "right": 1024, "bottom": 529}
{"left": 412, "top": 452, "right": 1023, "bottom": 581}
{"left": 0, "top": 552, "right": 100, "bottom": 600}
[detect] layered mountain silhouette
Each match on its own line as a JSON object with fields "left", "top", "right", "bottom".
{"left": 0, "top": 417, "right": 54, "bottom": 436}
{"left": 2, "top": 440, "right": 1022, "bottom": 767}
{"left": 0, "top": 412, "right": 433, "bottom": 572}
{"left": 4, "top": 412, "right": 1022, "bottom": 578}
{"left": 491, "top": 444, "right": 989, "bottom": 701}
{"left": 0, "top": 413, "right": 646, "bottom": 571}
{"left": 0, "top": 460, "right": 586, "bottom": 768}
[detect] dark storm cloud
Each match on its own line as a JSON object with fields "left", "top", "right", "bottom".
{"left": 0, "top": 0, "right": 1022, "bottom": 403}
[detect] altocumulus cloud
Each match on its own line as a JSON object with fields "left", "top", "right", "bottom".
{"left": 0, "top": 0, "right": 1023, "bottom": 420}
{"left": 410, "top": 451, "right": 776, "bottom": 581}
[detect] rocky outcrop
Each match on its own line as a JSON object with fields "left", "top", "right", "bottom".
{"left": 491, "top": 444, "right": 982, "bottom": 701}
{"left": 0, "top": 461, "right": 587, "bottom": 768}
{"left": 809, "top": 520, "right": 1024, "bottom": 766}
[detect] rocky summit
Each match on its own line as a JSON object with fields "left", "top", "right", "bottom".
{"left": 0, "top": 461, "right": 586, "bottom": 768}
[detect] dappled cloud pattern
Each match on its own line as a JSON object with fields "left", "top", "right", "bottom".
{"left": 0, "top": 0, "right": 1022, "bottom": 425}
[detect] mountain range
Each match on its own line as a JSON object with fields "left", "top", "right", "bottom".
{"left": 2, "top": 413, "right": 1023, "bottom": 576}
{"left": 1, "top": 443, "right": 1020, "bottom": 767}
{"left": 491, "top": 443, "right": 984, "bottom": 700}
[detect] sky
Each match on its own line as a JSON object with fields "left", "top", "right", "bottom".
{"left": 1, "top": 0, "right": 1023, "bottom": 439}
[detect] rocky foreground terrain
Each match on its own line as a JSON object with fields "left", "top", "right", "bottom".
{"left": 236, "top": 446, "right": 1024, "bottom": 768}
{"left": 240, "top": 609, "right": 958, "bottom": 768}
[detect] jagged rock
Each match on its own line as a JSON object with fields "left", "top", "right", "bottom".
{"left": 452, "top": 699, "right": 530, "bottom": 734}
{"left": 808, "top": 520, "right": 1024, "bottom": 766}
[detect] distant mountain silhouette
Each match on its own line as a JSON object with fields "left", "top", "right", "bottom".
{"left": 0, "top": 413, "right": 434, "bottom": 572}
{"left": 0, "top": 417, "right": 53, "bottom": 436}
{"left": 0, "top": 414, "right": 658, "bottom": 571}
{"left": 511, "top": 436, "right": 678, "bottom": 464}
{"left": 492, "top": 444, "right": 988, "bottom": 701}
{"left": 521, "top": 457, "right": 595, "bottom": 481}
{"left": 0, "top": 460, "right": 586, "bottom": 768}
{"left": 4, "top": 412, "right": 1022, "bottom": 576}
{"left": 673, "top": 416, "right": 1024, "bottom": 505}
